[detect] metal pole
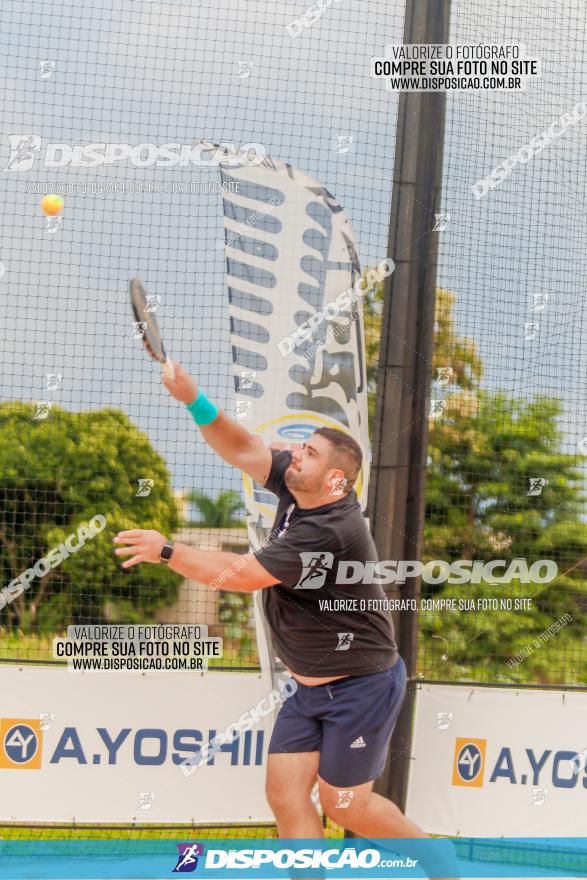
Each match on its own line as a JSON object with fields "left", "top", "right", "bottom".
{"left": 368, "top": 0, "right": 450, "bottom": 812}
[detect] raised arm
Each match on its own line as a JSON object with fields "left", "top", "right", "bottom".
{"left": 162, "top": 363, "right": 272, "bottom": 485}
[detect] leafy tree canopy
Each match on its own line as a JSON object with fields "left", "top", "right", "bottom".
{"left": 364, "top": 276, "right": 587, "bottom": 685}
{"left": 0, "top": 403, "right": 181, "bottom": 633}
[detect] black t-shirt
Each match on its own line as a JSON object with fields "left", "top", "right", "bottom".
{"left": 254, "top": 449, "right": 399, "bottom": 677}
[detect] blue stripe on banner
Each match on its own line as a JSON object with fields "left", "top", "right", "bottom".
{"left": 227, "top": 235, "right": 278, "bottom": 261}
{"left": 222, "top": 200, "right": 282, "bottom": 234}
{"left": 0, "top": 838, "right": 586, "bottom": 879}
{"left": 226, "top": 257, "right": 276, "bottom": 287}
{"left": 229, "top": 316, "right": 270, "bottom": 344}
{"left": 228, "top": 287, "right": 273, "bottom": 315}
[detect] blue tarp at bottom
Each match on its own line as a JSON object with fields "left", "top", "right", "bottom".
{"left": 0, "top": 837, "right": 586, "bottom": 879}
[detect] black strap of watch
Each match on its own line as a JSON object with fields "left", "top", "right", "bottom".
{"left": 160, "top": 541, "right": 175, "bottom": 563}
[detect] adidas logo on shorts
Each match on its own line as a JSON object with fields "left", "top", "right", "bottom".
{"left": 350, "top": 736, "right": 366, "bottom": 749}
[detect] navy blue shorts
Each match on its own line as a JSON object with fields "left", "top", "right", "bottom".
{"left": 268, "top": 656, "right": 407, "bottom": 788}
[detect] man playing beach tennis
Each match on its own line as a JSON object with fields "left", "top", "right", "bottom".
{"left": 113, "top": 363, "right": 426, "bottom": 841}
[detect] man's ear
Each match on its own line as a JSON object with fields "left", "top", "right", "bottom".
{"left": 326, "top": 471, "right": 348, "bottom": 496}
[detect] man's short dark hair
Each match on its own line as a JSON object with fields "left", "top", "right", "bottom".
{"left": 313, "top": 427, "right": 363, "bottom": 494}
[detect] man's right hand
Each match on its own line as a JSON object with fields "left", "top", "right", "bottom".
{"left": 162, "top": 362, "right": 199, "bottom": 404}
{"left": 165, "top": 362, "right": 272, "bottom": 485}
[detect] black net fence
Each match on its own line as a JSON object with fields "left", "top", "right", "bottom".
{"left": 0, "top": 0, "right": 405, "bottom": 674}
{"left": 1, "top": 0, "right": 586, "bottom": 847}
{"left": 412, "top": 0, "right": 587, "bottom": 687}
{"left": 0, "top": 0, "right": 584, "bottom": 684}
{"left": 0, "top": 0, "right": 404, "bottom": 840}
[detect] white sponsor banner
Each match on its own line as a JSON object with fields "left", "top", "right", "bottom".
{"left": 406, "top": 684, "right": 587, "bottom": 836}
{"left": 211, "top": 146, "right": 374, "bottom": 685}
{"left": 0, "top": 666, "right": 273, "bottom": 823}
{"left": 211, "top": 145, "right": 371, "bottom": 540}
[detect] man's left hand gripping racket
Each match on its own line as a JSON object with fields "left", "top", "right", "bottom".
{"left": 130, "top": 278, "right": 175, "bottom": 380}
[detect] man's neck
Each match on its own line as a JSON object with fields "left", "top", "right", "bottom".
{"left": 289, "top": 490, "right": 347, "bottom": 511}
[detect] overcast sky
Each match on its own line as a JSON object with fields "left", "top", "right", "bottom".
{"left": 0, "top": 0, "right": 585, "bottom": 501}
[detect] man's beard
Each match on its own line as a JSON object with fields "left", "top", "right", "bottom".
{"left": 284, "top": 465, "right": 321, "bottom": 494}
{"left": 284, "top": 465, "right": 303, "bottom": 490}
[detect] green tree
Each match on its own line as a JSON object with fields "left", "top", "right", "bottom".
{"left": 218, "top": 592, "right": 255, "bottom": 662}
{"left": 363, "top": 274, "right": 386, "bottom": 434}
{"left": 364, "top": 282, "right": 587, "bottom": 685}
{"left": 0, "top": 403, "right": 181, "bottom": 633}
{"left": 424, "top": 391, "right": 587, "bottom": 684}
{"left": 187, "top": 490, "right": 245, "bottom": 527}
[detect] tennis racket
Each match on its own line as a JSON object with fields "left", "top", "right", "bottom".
{"left": 129, "top": 278, "right": 175, "bottom": 380}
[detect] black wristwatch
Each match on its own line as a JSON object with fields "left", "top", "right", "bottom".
{"left": 160, "top": 541, "right": 175, "bottom": 564}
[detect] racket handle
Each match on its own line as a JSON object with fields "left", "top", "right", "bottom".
{"left": 162, "top": 359, "right": 175, "bottom": 381}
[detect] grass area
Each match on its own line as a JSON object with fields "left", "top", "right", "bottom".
{"left": 0, "top": 821, "right": 344, "bottom": 840}
{"left": 0, "top": 825, "right": 278, "bottom": 840}
{"left": 0, "top": 630, "right": 55, "bottom": 663}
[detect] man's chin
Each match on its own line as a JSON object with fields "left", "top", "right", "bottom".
{"left": 284, "top": 467, "right": 300, "bottom": 488}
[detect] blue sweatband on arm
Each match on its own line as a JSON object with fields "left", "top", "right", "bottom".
{"left": 186, "top": 389, "right": 220, "bottom": 426}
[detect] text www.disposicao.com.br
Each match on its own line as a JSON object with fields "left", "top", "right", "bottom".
{"left": 71, "top": 657, "right": 202, "bottom": 670}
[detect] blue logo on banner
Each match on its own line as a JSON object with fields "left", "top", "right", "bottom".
{"left": 4, "top": 723, "right": 39, "bottom": 764}
{"left": 457, "top": 743, "right": 483, "bottom": 782}
{"left": 173, "top": 843, "right": 204, "bottom": 873}
{"left": 277, "top": 423, "right": 315, "bottom": 440}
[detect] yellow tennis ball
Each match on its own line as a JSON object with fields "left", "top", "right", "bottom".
{"left": 41, "top": 194, "right": 64, "bottom": 216}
